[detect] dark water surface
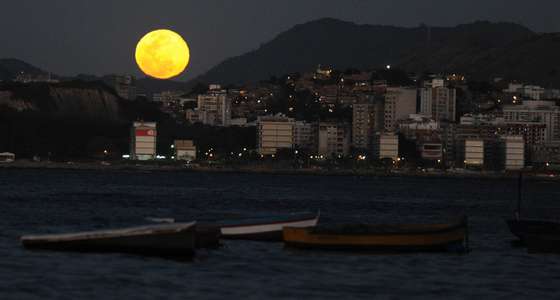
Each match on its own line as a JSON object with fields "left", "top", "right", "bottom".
{"left": 1, "top": 169, "right": 560, "bottom": 299}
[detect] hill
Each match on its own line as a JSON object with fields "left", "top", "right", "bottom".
{"left": 189, "top": 19, "right": 560, "bottom": 87}
{"left": 0, "top": 58, "right": 50, "bottom": 81}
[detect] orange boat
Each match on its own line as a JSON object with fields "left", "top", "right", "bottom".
{"left": 283, "top": 217, "right": 468, "bottom": 253}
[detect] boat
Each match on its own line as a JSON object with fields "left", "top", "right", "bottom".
{"left": 505, "top": 173, "right": 560, "bottom": 246}
{"left": 506, "top": 219, "right": 560, "bottom": 244}
{"left": 21, "top": 222, "right": 197, "bottom": 258}
{"left": 217, "top": 212, "right": 320, "bottom": 241}
{"left": 145, "top": 217, "right": 220, "bottom": 248}
{"left": 283, "top": 217, "right": 469, "bottom": 253}
{"left": 526, "top": 233, "right": 560, "bottom": 253}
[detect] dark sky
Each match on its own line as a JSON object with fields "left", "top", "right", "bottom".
{"left": 1, "top": 0, "right": 558, "bottom": 80}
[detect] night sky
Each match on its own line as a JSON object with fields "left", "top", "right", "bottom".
{"left": 1, "top": 0, "right": 558, "bottom": 80}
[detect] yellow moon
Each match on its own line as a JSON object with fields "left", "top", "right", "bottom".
{"left": 135, "top": 29, "right": 190, "bottom": 79}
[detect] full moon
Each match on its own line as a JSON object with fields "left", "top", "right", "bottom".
{"left": 135, "top": 29, "right": 190, "bottom": 80}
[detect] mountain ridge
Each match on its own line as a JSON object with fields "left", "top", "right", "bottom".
{"left": 188, "top": 18, "right": 560, "bottom": 87}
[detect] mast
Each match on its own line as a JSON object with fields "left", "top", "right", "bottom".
{"left": 516, "top": 172, "right": 523, "bottom": 220}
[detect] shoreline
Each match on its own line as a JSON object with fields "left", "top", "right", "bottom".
{"left": 1, "top": 160, "right": 558, "bottom": 181}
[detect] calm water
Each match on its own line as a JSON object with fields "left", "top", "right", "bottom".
{"left": 1, "top": 169, "right": 560, "bottom": 299}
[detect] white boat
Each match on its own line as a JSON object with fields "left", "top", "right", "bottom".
{"left": 218, "top": 212, "right": 320, "bottom": 241}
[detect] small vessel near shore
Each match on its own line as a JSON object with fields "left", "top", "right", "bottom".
{"left": 21, "top": 222, "right": 197, "bottom": 258}
{"left": 507, "top": 218, "right": 560, "bottom": 244}
{"left": 217, "top": 212, "right": 320, "bottom": 241}
{"left": 505, "top": 173, "right": 560, "bottom": 251}
{"left": 283, "top": 216, "right": 469, "bottom": 253}
{"left": 526, "top": 233, "right": 560, "bottom": 253}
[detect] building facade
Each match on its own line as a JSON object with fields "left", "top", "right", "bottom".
{"left": 420, "top": 80, "right": 457, "bottom": 122}
{"left": 186, "top": 85, "right": 232, "bottom": 127}
{"left": 318, "top": 122, "right": 351, "bottom": 158}
{"left": 374, "top": 133, "right": 399, "bottom": 161}
{"left": 501, "top": 136, "right": 525, "bottom": 170}
{"left": 293, "top": 121, "right": 318, "bottom": 152}
{"left": 352, "top": 98, "right": 384, "bottom": 150}
{"left": 257, "top": 114, "right": 295, "bottom": 155}
{"left": 131, "top": 121, "right": 157, "bottom": 160}
{"left": 384, "top": 87, "right": 417, "bottom": 132}
{"left": 174, "top": 140, "right": 197, "bottom": 161}
{"left": 462, "top": 139, "right": 484, "bottom": 168}
{"left": 502, "top": 101, "right": 560, "bottom": 143}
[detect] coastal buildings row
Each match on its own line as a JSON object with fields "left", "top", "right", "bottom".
{"left": 256, "top": 114, "right": 398, "bottom": 161}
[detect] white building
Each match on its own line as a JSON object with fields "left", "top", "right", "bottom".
{"left": 131, "top": 122, "right": 157, "bottom": 160}
{"left": 420, "top": 79, "right": 456, "bottom": 122}
{"left": 501, "top": 136, "right": 524, "bottom": 171}
{"left": 463, "top": 139, "right": 484, "bottom": 168}
{"left": 502, "top": 101, "right": 560, "bottom": 143}
{"left": 186, "top": 85, "right": 232, "bottom": 127}
{"left": 257, "top": 114, "right": 295, "bottom": 155}
{"left": 374, "top": 133, "right": 399, "bottom": 160}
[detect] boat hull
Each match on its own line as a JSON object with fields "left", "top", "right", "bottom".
{"left": 506, "top": 219, "right": 560, "bottom": 244}
{"left": 21, "top": 223, "right": 196, "bottom": 258}
{"left": 220, "top": 214, "right": 319, "bottom": 241}
{"left": 283, "top": 219, "right": 468, "bottom": 253}
{"left": 526, "top": 234, "right": 560, "bottom": 253}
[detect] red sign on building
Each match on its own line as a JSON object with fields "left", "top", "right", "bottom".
{"left": 136, "top": 129, "right": 156, "bottom": 137}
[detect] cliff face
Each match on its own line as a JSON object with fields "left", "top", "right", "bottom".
{"left": 0, "top": 82, "right": 122, "bottom": 120}
{"left": 48, "top": 86, "right": 120, "bottom": 119}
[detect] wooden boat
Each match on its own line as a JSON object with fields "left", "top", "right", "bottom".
{"left": 218, "top": 212, "right": 320, "bottom": 241}
{"left": 526, "top": 233, "right": 560, "bottom": 253}
{"left": 195, "top": 224, "right": 221, "bottom": 249}
{"left": 505, "top": 173, "right": 560, "bottom": 246}
{"left": 283, "top": 217, "right": 469, "bottom": 253}
{"left": 145, "top": 217, "right": 220, "bottom": 249}
{"left": 506, "top": 219, "right": 560, "bottom": 244}
{"left": 21, "top": 222, "right": 196, "bottom": 258}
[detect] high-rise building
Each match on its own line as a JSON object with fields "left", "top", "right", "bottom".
{"left": 186, "top": 85, "right": 232, "bottom": 127}
{"left": 502, "top": 100, "right": 560, "bottom": 143}
{"left": 293, "top": 121, "right": 318, "bottom": 152}
{"left": 131, "top": 121, "right": 157, "bottom": 160}
{"left": 318, "top": 122, "right": 350, "bottom": 158}
{"left": 257, "top": 114, "right": 295, "bottom": 155}
{"left": 352, "top": 96, "right": 384, "bottom": 149}
{"left": 384, "top": 87, "right": 417, "bottom": 132}
{"left": 420, "top": 79, "right": 456, "bottom": 122}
